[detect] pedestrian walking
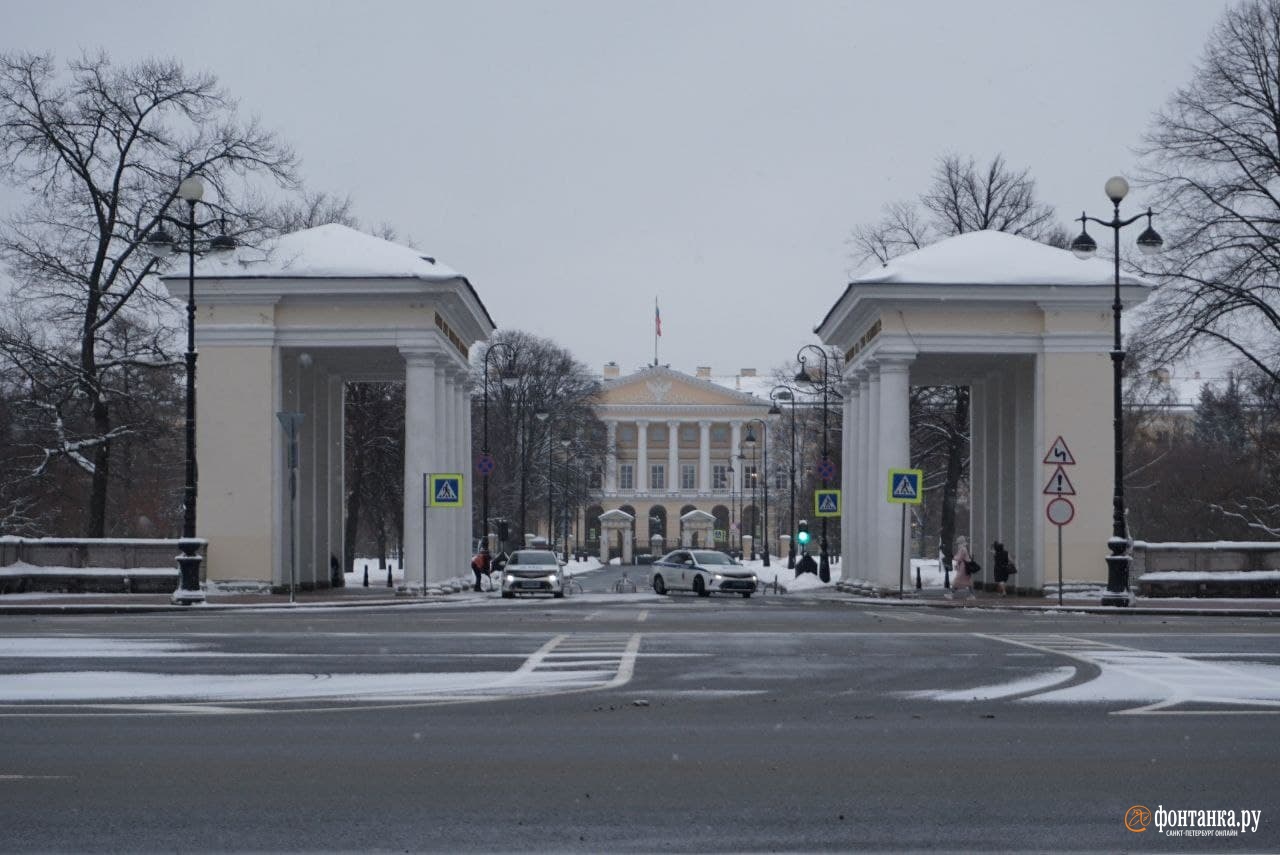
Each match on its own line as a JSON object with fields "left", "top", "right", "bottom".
{"left": 470, "top": 547, "right": 491, "bottom": 592}
{"left": 993, "top": 541, "right": 1016, "bottom": 595}
{"left": 950, "top": 535, "right": 975, "bottom": 598}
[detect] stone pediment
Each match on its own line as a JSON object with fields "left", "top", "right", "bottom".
{"left": 680, "top": 509, "right": 715, "bottom": 523}
{"left": 601, "top": 366, "right": 763, "bottom": 407}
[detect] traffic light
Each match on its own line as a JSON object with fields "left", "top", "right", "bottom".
{"left": 796, "top": 520, "right": 810, "bottom": 546}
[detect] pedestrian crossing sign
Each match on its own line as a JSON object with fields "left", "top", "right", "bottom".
{"left": 429, "top": 474, "right": 464, "bottom": 508}
{"left": 886, "top": 468, "right": 923, "bottom": 505}
{"left": 814, "top": 489, "right": 842, "bottom": 517}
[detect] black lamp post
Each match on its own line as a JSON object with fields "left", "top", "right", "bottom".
{"left": 743, "top": 418, "right": 771, "bottom": 567}
{"left": 560, "top": 437, "right": 572, "bottom": 562}
{"left": 147, "top": 175, "right": 236, "bottom": 605}
{"left": 726, "top": 466, "right": 736, "bottom": 555}
{"left": 769, "top": 386, "right": 798, "bottom": 568}
{"left": 1071, "top": 176, "right": 1163, "bottom": 608}
{"left": 796, "top": 345, "right": 834, "bottom": 579}
{"left": 479, "top": 341, "right": 518, "bottom": 551}
{"left": 536, "top": 411, "right": 553, "bottom": 547}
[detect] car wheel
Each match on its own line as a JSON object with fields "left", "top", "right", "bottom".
{"left": 741, "top": 592, "right": 752, "bottom": 599}
{"left": 694, "top": 576, "right": 709, "bottom": 598}
{"left": 652, "top": 575, "right": 667, "bottom": 595}
{"left": 553, "top": 590, "right": 564, "bottom": 598}
{"left": 501, "top": 591, "right": 514, "bottom": 599}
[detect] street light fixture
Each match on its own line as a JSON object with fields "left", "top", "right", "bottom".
{"left": 479, "top": 341, "right": 519, "bottom": 551}
{"left": 796, "top": 345, "right": 835, "bottom": 579}
{"left": 1070, "top": 175, "right": 1163, "bottom": 607}
{"left": 769, "top": 385, "right": 798, "bottom": 569}
{"left": 146, "top": 175, "right": 236, "bottom": 605}
{"left": 743, "top": 418, "right": 771, "bottom": 567}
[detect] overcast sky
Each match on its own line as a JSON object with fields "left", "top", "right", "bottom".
{"left": 2, "top": 0, "right": 1234, "bottom": 377}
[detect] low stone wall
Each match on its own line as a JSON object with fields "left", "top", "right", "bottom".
{"left": 0, "top": 537, "right": 197, "bottom": 594}
{"left": 1132, "top": 541, "right": 1280, "bottom": 597}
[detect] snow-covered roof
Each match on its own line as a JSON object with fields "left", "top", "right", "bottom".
{"left": 186, "top": 223, "right": 463, "bottom": 280}
{"left": 849, "top": 230, "right": 1153, "bottom": 288}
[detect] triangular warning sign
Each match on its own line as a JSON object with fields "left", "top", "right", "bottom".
{"left": 1043, "top": 436, "right": 1076, "bottom": 465}
{"left": 893, "top": 475, "right": 918, "bottom": 499}
{"left": 1042, "top": 465, "right": 1076, "bottom": 496}
{"left": 818, "top": 494, "right": 838, "bottom": 512}
{"left": 434, "top": 480, "right": 459, "bottom": 502}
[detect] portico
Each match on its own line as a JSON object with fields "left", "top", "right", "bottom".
{"left": 163, "top": 224, "right": 494, "bottom": 592}
{"left": 817, "top": 230, "right": 1154, "bottom": 592}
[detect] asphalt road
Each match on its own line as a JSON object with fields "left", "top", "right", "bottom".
{"left": 1, "top": 588, "right": 1277, "bottom": 853}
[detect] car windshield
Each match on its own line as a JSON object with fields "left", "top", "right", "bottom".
{"left": 511, "top": 552, "right": 558, "bottom": 565}
{"left": 692, "top": 551, "right": 733, "bottom": 565}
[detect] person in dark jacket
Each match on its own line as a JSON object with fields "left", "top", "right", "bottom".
{"left": 794, "top": 552, "right": 818, "bottom": 577}
{"left": 993, "top": 541, "right": 1016, "bottom": 595}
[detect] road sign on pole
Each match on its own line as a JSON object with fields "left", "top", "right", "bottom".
{"left": 475, "top": 453, "right": 496, "bottom": 477}
{"left": 1043, "top": 436, "right": 1077, "bottom": 465}
{"left": 814, "top": 489, "right": 841, "bottom": 517}
{"left": 429, "top": 474, "right": 464, "bottom": 508}
{"left": 1046, "top": 497, "right": 1075, "bottom": 527}
{"left": 886, "top": 468, "right": 923, "bottom": 505}
{"left": 1042, "top": 465, "right": 1076, "bottom": 496}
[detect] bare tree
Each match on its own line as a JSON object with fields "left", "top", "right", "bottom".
{"left": 0, "top": 51, "right": 296, "bottom": 536}
{"left": 1136, "top": 0, "right": 1280, "bottom": 383}
{"left": 849, "top": 152, "right": 1065, "bottom": 272}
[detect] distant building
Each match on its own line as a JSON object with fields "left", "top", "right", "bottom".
{"left": 584, "top": 364, "right": 773, "bottom": 557}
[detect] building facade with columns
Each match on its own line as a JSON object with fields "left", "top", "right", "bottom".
{"left": 163, "top": 224, "right": 493, "bottom": 592}
{"left": 586, "top": 364, "right": 773, "bottom": 558}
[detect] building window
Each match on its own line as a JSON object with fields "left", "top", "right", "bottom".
{"left": 650, "top": 464, "right": 665, "bottom": 490}
{"left": 713, "top": 464, "right": 728, "bottom": 490}
{"left": 681, "top": 463, "right": 696, "bottom": 490}
{"left": 620, "top": 464, "right": 634, "bottom": 490}
{"left": 589, "top": 469, "right": 602, "bottom": 489}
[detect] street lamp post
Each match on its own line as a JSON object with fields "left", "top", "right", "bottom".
{"left": 726, "top": 467, "right": 736, "bottom": 555}
{"left": 560, "top": 437, "right": 572, "bottom": 563}
{"left": 796, "top": 345, "right": 834, "bottom": 579}
{"left": 479, "top": 341, "right": 519, "bottom": 552}
{"left": 743, "top": 418, "right": 771, "bottom": 567}
{"left": 770, "top": 386, "right": 798, "bottom": 568}
{"left": 1071, "top": 176, "right": 1163, "bottom": 608}
{"left": 146, "top": 175, "right": 236, "bottom": 605}
{"left": 536, "top": 411, "right": 552, "bottom": 547}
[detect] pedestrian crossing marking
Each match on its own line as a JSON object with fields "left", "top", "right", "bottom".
{"left": 814, "top": 489, "right": 842, "bottom": 517}
{"left": 429, "top": 474, "right": 464, "bottom": 507}
{"left": 886, "top": 468, "right": 923, "bottom": 505}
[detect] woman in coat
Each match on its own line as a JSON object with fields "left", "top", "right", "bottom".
{"left": 951, "top": 535, "right": 974, "bottom": 598}
{"left": 993, "top": 541, "right": 1015, "bottom": 595}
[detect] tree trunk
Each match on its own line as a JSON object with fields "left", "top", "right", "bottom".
{"left": 343, "top": 440, "right": 364, "bottom": 575}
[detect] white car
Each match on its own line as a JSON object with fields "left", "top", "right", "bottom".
{"left": 651, "top": 549, "right": 758, "bottom": 598}
{"left": 500, "top": 549, "right": 566, "bottom": 598}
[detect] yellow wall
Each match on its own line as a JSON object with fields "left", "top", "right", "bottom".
{"left": 197, "top": 345, "right": 277, "bottom": 582}
{"left": 1040, "top": 351, "right": 1113, "bottom": 584}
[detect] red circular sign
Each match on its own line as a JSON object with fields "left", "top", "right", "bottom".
{"left": 1046, "top": 497, "right": 1075, "bottom": 527}
{"left": 475, "top": 453, "right": 496, "bottom": 476}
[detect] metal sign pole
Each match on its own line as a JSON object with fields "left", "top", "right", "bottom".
{"left": 430, "top": 473, "right": 435, "bottom": 593}
{"left": 1058, "top": 525, "right": 1064, "bottom": 607}
{"left": 898, "top": 504, "right": 907, "bottom": 599}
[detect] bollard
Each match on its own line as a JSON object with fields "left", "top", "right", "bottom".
{"left": 363, "top": 565, "right": 369, "bottom": 587}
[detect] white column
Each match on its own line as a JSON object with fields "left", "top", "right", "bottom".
{"left": 297, "top": 355, "right": 316, "bottom": 587}
{"left": 433, "top": 365, "right": 454, "bottom": 585}
{"left": 636, "top": 420, "right": 649, "bottom": 493}
{"left": 854, "top": 371, "right": 870, "bottom": 582}
{"left": 698, "top": 421, "right": 712, "bottom": 493}
{"left": 841, "top": 381, "right": 857, "bottom": 572}
{"left": 970, "top": 378, "right": 987, "bottom": 569}
{"left": 667, "top": 420, "right": 680, "bottom": 493}
{"left": 328, "top": 375, "right": 344, "bottom": 580}
{"left": 402, "top": 349, "right": 438, "bottom": 590}
{"left": 877, "top": 359, "right": 912, "bottom": 591}
{"left": 459, "top": 366, "right": 475, "bottom": 573}
{"left": 312, "top": 366, "right": 330, "bottom": 587}
{"left": 605, "top": 420, "right": 618, "bottom": 493}
{"left": 865, "top": 366, "right": 881, "bottom": 582}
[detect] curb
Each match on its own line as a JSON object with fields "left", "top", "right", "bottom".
{"left": 828, "top": 587, "right": 1280, "bottom": 618}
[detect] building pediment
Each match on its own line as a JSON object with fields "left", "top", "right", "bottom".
{"left": 601, "top": 366, "right": 763, "bottom": 407}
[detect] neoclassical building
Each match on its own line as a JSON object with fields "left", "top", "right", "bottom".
{"left": 584, "top": 364, "right": 773, "bottom": 557}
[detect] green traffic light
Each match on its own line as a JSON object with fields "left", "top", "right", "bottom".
{"left": 796, "top": 531, "right": 810, "bottom": 544}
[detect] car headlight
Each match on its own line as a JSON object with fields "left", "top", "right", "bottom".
{"left": 545, "top": 574, "right": 558, "bottom": 583}
{"left": 712, "top": 574, "right": 724, "bottom": 581}
{"left": 504, "top": 574, "right": 515, "bottom": 583}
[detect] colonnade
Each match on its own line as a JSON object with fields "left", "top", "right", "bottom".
{"left": 603, "top": 418, "right": 745, "bottom": 496}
